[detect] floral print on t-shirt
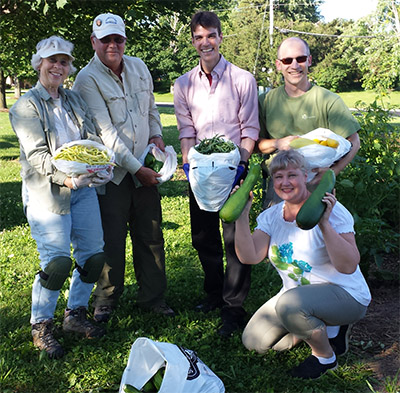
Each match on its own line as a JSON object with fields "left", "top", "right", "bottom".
{"left": 270, "top": 242, "right": 312, "bottom": 285}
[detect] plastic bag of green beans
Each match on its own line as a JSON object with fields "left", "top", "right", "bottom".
{"left": 52, "top": 140, "right": 115, "bottom": 176}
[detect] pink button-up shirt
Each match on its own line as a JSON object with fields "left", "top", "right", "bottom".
{"left": 173, "top": 55, "right": 259, "bottom": 146}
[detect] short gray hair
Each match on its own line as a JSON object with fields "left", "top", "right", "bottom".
{"left": 269, "top": 149, "right": 307, "bottom": 175}
{"left": 31, "top": 36, "right": 76, "bottom": 75}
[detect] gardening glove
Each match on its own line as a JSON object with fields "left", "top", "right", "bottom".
{"left": 232, "top": 164, "right": 246, "bottom": 189}
{"left": 71, "top": 173, "right": 93, "bottom": 190}
{"left": 183, "top": 163, "right": 190, "bottom": 181}
{"left": 89, "top": 168, "right": 114, "bottom": 187}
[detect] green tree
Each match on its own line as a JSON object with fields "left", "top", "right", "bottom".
{"left": 220, "top": 0, "right": 323, "bottom": 87}
{"left": 354, "top": 0, "right": 400, "bottom": 92}
{"left": 0, "top": 0, "right": 227, "bottom": 108}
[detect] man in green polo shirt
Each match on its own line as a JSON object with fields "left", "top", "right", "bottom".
{"left": 258, "top": 37, "right": 360, "bottom": 206}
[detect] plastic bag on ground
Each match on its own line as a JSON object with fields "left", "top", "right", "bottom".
{"left": 139, "top": 143, "right": 178, "bottom": 184}
{"left": 188, "top": 145, "right": 240, "bottom": 212}
{"left": 119, "top": 337, "right": 225, "bottom": 393}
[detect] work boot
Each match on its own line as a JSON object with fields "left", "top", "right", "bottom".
{"left": 31, "top": 320, "right": 64, "bottom": 359}
{"left": 63, "top": 306, "right": 105, "bottom": 338}
{"left": 151, "top": 302, "right": 175, "bottom": 317}
{"left": 93, "top": 305, "right": 113, "bottom": 323}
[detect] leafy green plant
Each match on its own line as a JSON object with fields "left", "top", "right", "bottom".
{"left": 336, "top": 99, "right": 400, "bottom": 277}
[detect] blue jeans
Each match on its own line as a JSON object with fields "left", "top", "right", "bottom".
{"left": 25, "top": 187, "right": 104, "bottom": 324}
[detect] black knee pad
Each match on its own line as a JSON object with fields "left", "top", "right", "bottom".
{"left": 39, "top": 256, "right": 72, "bottom": 290}
{"left": 76, "top": 252, "right": 106, "bottom": 283}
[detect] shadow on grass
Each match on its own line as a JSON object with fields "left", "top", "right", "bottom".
{"left": 0, "top": 134, "right": 20, "bottom": 160}
{"left": 0, "top": 181, "right": 26, "bottom": 230}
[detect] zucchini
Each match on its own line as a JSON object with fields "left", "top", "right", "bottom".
{"left": 296, "top": 169, "right": 336, "bottom": 230}
{"left": 152, "top": 367, "right": 165, "bottom": 391}
{"left": 123, "top": 384, "right": 141, "bottom": 393}
{"left": 144, "top": 152, "right": 163, "bottom": 172}
{"left": 219, "top": 163, "right": 261, "bottom": 223}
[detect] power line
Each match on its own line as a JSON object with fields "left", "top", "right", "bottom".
{"left": 275, "top": 26, "right": 378, "bottom": 38}
{"left": 253, "top": 0, "right": 269, "bottom": 75}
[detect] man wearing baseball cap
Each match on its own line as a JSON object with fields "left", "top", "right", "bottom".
{"left": 74, "top": 13, "right": 174, "bottom": 322}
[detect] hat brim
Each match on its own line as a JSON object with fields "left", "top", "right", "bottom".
{"left": 94, "top": 30, "right": 126, "bottom": 40}
{"left": 40, "top": 50, "right": 75, "bottom": 61}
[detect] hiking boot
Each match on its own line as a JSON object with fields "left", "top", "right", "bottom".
{"left": 63, "top": 307, "right": 105, "bottom": 338}
{"left": 290, "top": 355, "right": 337, "bottom": 379}
{"left": 195, "top": 298, "right": 225, "bottom": 313}
{"left": 217, "top": 319, "right": 246, "bottom": 338}
{"left": 329, "top": 324, "right": 352, "bottom": 356}
{"left": 31, "top": 320, "right": 64, "bottom": 359}
{"left": 93, "top": 305, "right": 113, "bottom": 323}
{"left": 151, "top": 302, "right": 175, "bottom": 317}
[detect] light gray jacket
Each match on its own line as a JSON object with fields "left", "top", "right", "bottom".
{"left": 9, "top": 81, "right": 101, "bottom": 214}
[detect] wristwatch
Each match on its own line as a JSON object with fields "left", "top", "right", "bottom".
{"left": 239, "top": 160, "right": 248, "bottom": 169}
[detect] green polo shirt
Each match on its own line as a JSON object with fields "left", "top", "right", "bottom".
{"left": 259, "top": 85, "right": 360, "bottom": 140}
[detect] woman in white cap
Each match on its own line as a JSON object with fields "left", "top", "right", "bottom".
{"left": 9, "top": 36, "right": 113, "bottom": 359}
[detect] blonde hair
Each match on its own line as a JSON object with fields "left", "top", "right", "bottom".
{"left": 269, "top": 149, "right": 307, "bottom": 175}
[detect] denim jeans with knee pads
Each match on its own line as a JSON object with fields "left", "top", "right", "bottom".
{"left": 26, "top": 186, "right": 104, "bottom": 324}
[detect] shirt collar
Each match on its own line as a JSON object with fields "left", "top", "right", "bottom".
{"left": 93, "top": 52, "right": 126, "bottom": 76}
{"left": 197, "top": 54, "right": 227, "bottom": 79}
{"left": 35, "top": 80, "right": 66, "bottom": 101}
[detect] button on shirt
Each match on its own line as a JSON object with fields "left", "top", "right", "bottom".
{"left": 73, "top": 53, "right": 162, "bottom": 185}
{"left": 173, "top": 55, "right": 259, "bottom": 146}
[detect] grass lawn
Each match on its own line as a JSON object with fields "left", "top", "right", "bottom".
{"left": 7, "top": 89, "right": 400, "bottom": 108}
{"left": 0, "top": 103, "right": 390, "bottom": 393}
{"left": 337, "top": 90, "right": 400, "bottom": 109}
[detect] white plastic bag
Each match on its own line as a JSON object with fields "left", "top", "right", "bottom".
{"left": 139, "top": 143, "right": 178, "bottom": 184}
{"left": 119, "top": 337, "right": 225, "bottom": 393}
{"left": 188, "top": 145, "right": 240, "bottom": 212}
{"left": 293, "top": 128, "right": 352, "bottom": 182}
{"left": 52, "top": 140, "right": 115, "bottom": 176}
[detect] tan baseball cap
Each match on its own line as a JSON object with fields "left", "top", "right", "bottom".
{"left": 92, "top": 13, "right": 126, "bottom": 39}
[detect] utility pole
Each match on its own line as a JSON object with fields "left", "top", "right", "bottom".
{"left": 270, "top": 0, "right": 274, "bottom": 47}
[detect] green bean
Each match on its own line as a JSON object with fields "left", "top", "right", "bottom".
{"left": 194, "top": 135, "right": 236, "bottom": 155}
{"left": 54, "top": 145, "right": 113, "bottom": 165}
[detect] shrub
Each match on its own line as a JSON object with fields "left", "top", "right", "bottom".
{"left": 335, "top": 100, "right": 399, "bottom": 277}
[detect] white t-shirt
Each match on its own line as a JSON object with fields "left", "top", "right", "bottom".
{"left": 256, "top": 201, "right": 371, "bottom": 306}
{"left": 53, "top": 97, "right": 81, "bottom": 148}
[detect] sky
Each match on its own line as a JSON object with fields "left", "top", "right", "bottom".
{"left": 318, "top": 0, "right": 379, "bottom": 22}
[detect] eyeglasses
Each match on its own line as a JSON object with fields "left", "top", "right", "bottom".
{"left": 99, "top": 36, "right": 126, "bottom": 44}
{"left": 278, "top": 56, "right": 308, "bottom": 65}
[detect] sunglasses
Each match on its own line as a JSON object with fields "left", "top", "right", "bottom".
{"left": 279, "top": 56, "right": 308, "bottom": 65}
{"left": 99, "top": 36, "right": 126, "bottom": 44}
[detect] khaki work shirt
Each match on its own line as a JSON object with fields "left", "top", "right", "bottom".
{"left": 73, "top": 53, "right": 163, "bottom": 185}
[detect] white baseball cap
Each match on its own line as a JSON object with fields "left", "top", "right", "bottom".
{"left": 92, "top": 13, "right": 126, "bottom": 39}
{"left": 36, "top": 36, "right": 75, "bottom": 60}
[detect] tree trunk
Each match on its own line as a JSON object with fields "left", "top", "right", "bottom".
{"left": 0, "top": 69, "right": 7, "bottom": 110}
{"left": 14, "top": 76, "right": 21, "bottom": 99}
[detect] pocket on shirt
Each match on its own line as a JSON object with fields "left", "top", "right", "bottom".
{"left": 106, "top": 96, "right": 128, "bottom": 126}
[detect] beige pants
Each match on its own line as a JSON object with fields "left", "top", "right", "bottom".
{"left": 242, "top": 283, "right": 367, "bottom": 354}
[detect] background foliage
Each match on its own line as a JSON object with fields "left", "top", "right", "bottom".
{"left": 1, "top": 0, "right": 399, "bottom": 107}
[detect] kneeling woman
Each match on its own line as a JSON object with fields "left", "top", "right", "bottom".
{"left": 235, "top": 150, "right": 371, "bottom": 379}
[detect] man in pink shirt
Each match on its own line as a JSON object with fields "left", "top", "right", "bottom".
{"left": 174, "top": 11, "right": 260, "bottom": 337}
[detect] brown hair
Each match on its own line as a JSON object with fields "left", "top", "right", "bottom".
{"left": 190, "top": 11, "right": 221, "bottom": 37}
